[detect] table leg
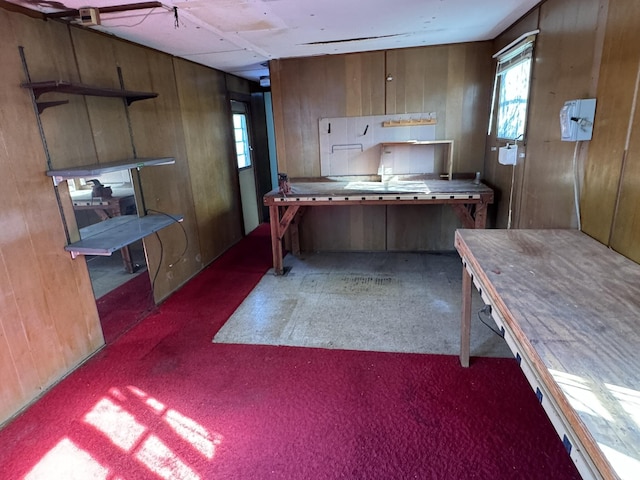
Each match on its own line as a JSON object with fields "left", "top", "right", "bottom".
{"left": 269, "top": 205, "right": 284, "bottom": 275}
{"left": 460, "top": 263, "right": 472, "bottom": 367}
{"left": 474, "top": 202, "right": 488, "bottom": 228}
{"left": 121, "top": 246, "right": 135, "bottom": 274}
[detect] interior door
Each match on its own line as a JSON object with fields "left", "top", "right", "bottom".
{"left": 231, "top": 99, "right": 260, "bottom": 234}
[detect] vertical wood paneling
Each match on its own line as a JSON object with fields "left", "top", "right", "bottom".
{"left": 606, "top": 0, "right": 640, "bottom": 261}
{"left": 68, "top": 28, "right": 133, "bottom": 165}
{"left": 386, "top": 43, "right": 493, "bottom": 249}
{"left": 1, "top": 9, "right": 246, "bottom": 425}
{"left": 386, "top": 43, "right": 492, "bottom": 175}
{"left": 611, "top": 72, "right": 640, "bottom": 262}
{"left": 109, "top": 40, "right": 202, "bottom": 302}
{"left": 174, "top": 59, "right": 242, "bottom": 265}
{"left": 270, "top": 52, "right": 385, "bottom": 178}
{"left": 582, "top": 0, "right": 640, "bottom": 245}
{"left": 300, "top": 206, "right": 387, "bottom": 252}
{"left": 517, "top": 0, "right": 605, "bottom": 229}
{"left": 484, "top": 10, "right": 539, "bottom": 229}
{"left": 270, "top": 52, "right": 387, "bottom": 250}
{"left": 271, "top": 45, "right": 491, "bottom": 252}
{"left": 1, "top": 12, "right": 103, "bottom": 424}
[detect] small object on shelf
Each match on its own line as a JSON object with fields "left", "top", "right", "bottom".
{"left": 278, "top": 173, "right": 291, "bottom": 194}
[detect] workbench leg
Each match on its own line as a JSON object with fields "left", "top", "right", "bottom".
{"left": 121, "top": 246, "right": 135, "bottom": 274}
{"left": 269, "top": 205, "right": 284, "bottom": 275}
{"left": 460, "top": 264, "right": 472, "bottom": 367}
{"left": 474, "top": 203, "right": 488, "bottom": 229}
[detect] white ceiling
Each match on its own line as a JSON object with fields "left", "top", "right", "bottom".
{"left": 7, "top": 0, "right": 541, "bottom": 83}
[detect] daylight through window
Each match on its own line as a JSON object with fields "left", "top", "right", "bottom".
{"left": 233, "top": 113, "right": 251, "bottom": 169}
{"left": 491, "top": 34, "right": 536, "bottom": 141}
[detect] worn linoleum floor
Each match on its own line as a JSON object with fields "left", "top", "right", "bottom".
{"left": 214, "top": 251, "right": 512, "bottom": 357}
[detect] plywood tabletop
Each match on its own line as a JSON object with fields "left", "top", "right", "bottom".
{"left": 264, "top": 179, "right": 493, "bottom": 198}
{"left": 455, "top": 229, "right": 640, "bottom": 479}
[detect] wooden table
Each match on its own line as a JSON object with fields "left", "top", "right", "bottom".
{"left": 455, "top": 229, "right": 640, "bottom": 480}
{"left": 264, "top": 179, "right": 494, "bottom": 275}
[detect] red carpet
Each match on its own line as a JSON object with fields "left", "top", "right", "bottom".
{"left": 97, "top": 271, "right": 155, "bottom": 344}
{"left": 0, "top": 224, "right": 580, "bottom": 479}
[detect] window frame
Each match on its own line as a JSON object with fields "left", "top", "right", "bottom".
{"left": 233, "top": 111, "right": 252, "bottom": 170}
{"left": 489, "top": 33, "right": 537, "bottom": 143}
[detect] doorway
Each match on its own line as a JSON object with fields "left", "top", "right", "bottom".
{"left": 231, "top": 99, "right": 261, "bottom": 234}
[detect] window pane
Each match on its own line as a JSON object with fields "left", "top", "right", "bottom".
{"left": 496, "top": 59, "right": 531, "bottom": 140}
{"left": 233, "top": 113, "right": 251, "bottom": 169}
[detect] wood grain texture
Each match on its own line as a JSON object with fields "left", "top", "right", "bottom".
{"left": 456, "top": 228, "right": 640, "bottom": 480}
{"left": 518, "top": 0, "right": 606, "bottom": 229}
{"left": 484, "top": 8, "right": 540, "bottom": 229}
{"left": 174, "top": 58, "right": 243, "bottom": 266}
{"left": 610, "top": 62, "right": 640, "bottom": 262}
{"left": 384, "top": 43, "right": 493, "bottom": 250}
{"left": 0, "top": 11, "right": 103, "bottom": 425}
{"left": 69, "top": 28, "right": 134, "bottom": 165}
{"left": 107, "top": 39, "right": 202, "bottom": 302}
{"left": 270, "top": 52, "right": 385, "bottom": 178}
{"left": 492, "top": 7, "right": 540, "bottom": 54}
{"left": 386, "top": 43, "right": 493, "bottom": 174}
{"left": 582, "top": 0, "right": 640, "bottom": 244}
{"left": 14, "top": 20, "right": 97, "bottom": 170}
{"left": 270, "top": 45, "right": 491, "bottom": 251}
{"left": 604, "top": 1, "right": 640, "bottom": 262}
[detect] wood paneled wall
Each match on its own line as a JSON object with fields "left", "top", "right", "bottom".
{"left": 175, "top": 59, "right": 243, "bottom": 263}
{"left": 0, "top": 12, "right": 103, "bottom": 425}
{"left": 485, "top": 0, "right": 607, "bottom": 230}
{"left": 0, "top": 9, "right": 246, "bottom": 425}
{"left": 270, "top": 43, "right": 493, "bottom": 251}
{"left": 582, "top": 0, "right": 640, "bottom": 263}
{"left": 270, "top": 52, "right": 386, "bottom": 179}
{"left": 488, "top": 0, "right": 640, "bottom": 265}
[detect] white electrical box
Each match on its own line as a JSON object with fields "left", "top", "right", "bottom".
{"left": 498, "top": 144, "right": 518, "bottom": 165}
{"left": 79, "top": 8, "right": 100, "bottom": 26}
{"left": 560, "top": 98, "right": 596, "bottom": 142}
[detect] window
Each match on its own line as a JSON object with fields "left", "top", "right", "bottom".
{"left": 233, "top": 112, "right": 251, "bottom": 169}
{"left": 491, "top": 34, "right": 536, "bottom": 141}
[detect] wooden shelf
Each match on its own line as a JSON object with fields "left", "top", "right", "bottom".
{"left": 380, "top": 140, "right": 454, "bottom": 180}
{"left": 46, "top": 157, "right": 175, "bottom": 180}
{"left": 21, "top": 80, "right": 158, "bottom": 112}
{"left": 382, "top": 118, "right": 437, "bottom": 127}
{"left": 65, "top": 214, "right": 183, "bottom": 258}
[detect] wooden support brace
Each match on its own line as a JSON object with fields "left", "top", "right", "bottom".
{"left": 451, "top": 204, "right": 475, "bottom": 229}
{"left": 278, "top": 205, "right": 300, "bottom": 239}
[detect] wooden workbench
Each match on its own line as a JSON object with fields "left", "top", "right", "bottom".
{"left": 455, "top": 229, "right": 640, "bottom": 480}
{"left": 264, "top": 178, "right": 493, "bottom": 275}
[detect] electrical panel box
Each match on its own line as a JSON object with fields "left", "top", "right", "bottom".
{"left": 560, "top": 98, "right": 596, "bottom": 142}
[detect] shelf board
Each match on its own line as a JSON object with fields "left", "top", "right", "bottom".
{"left": 21, "top": 80, "right": 158, "bottom": 106}
{"left": 65, "top": 214, "right": 183, "bottom": 258}
{"left": 47, "top": 157, "right": 175, "bottom": 180}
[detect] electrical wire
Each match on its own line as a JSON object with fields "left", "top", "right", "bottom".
{"left": 146, "top": 208, "right": 189, "bottom": 267}
{"left": 572, "top": 141, "right": 582, "bottom": 231}
{"left": 100, "top": 7, "right": 158, "bottom": 28}
{"left": 150, "top": 231, "right": 164, "bottom": 303}
{"left": 507, "top": 162, "right": 516, "bottom": 229}
{"left": 477, "top": 305, "right": 504, "bottom": 338}
{"left": 143, "top": 208, "right": 188, "bottom": 302}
